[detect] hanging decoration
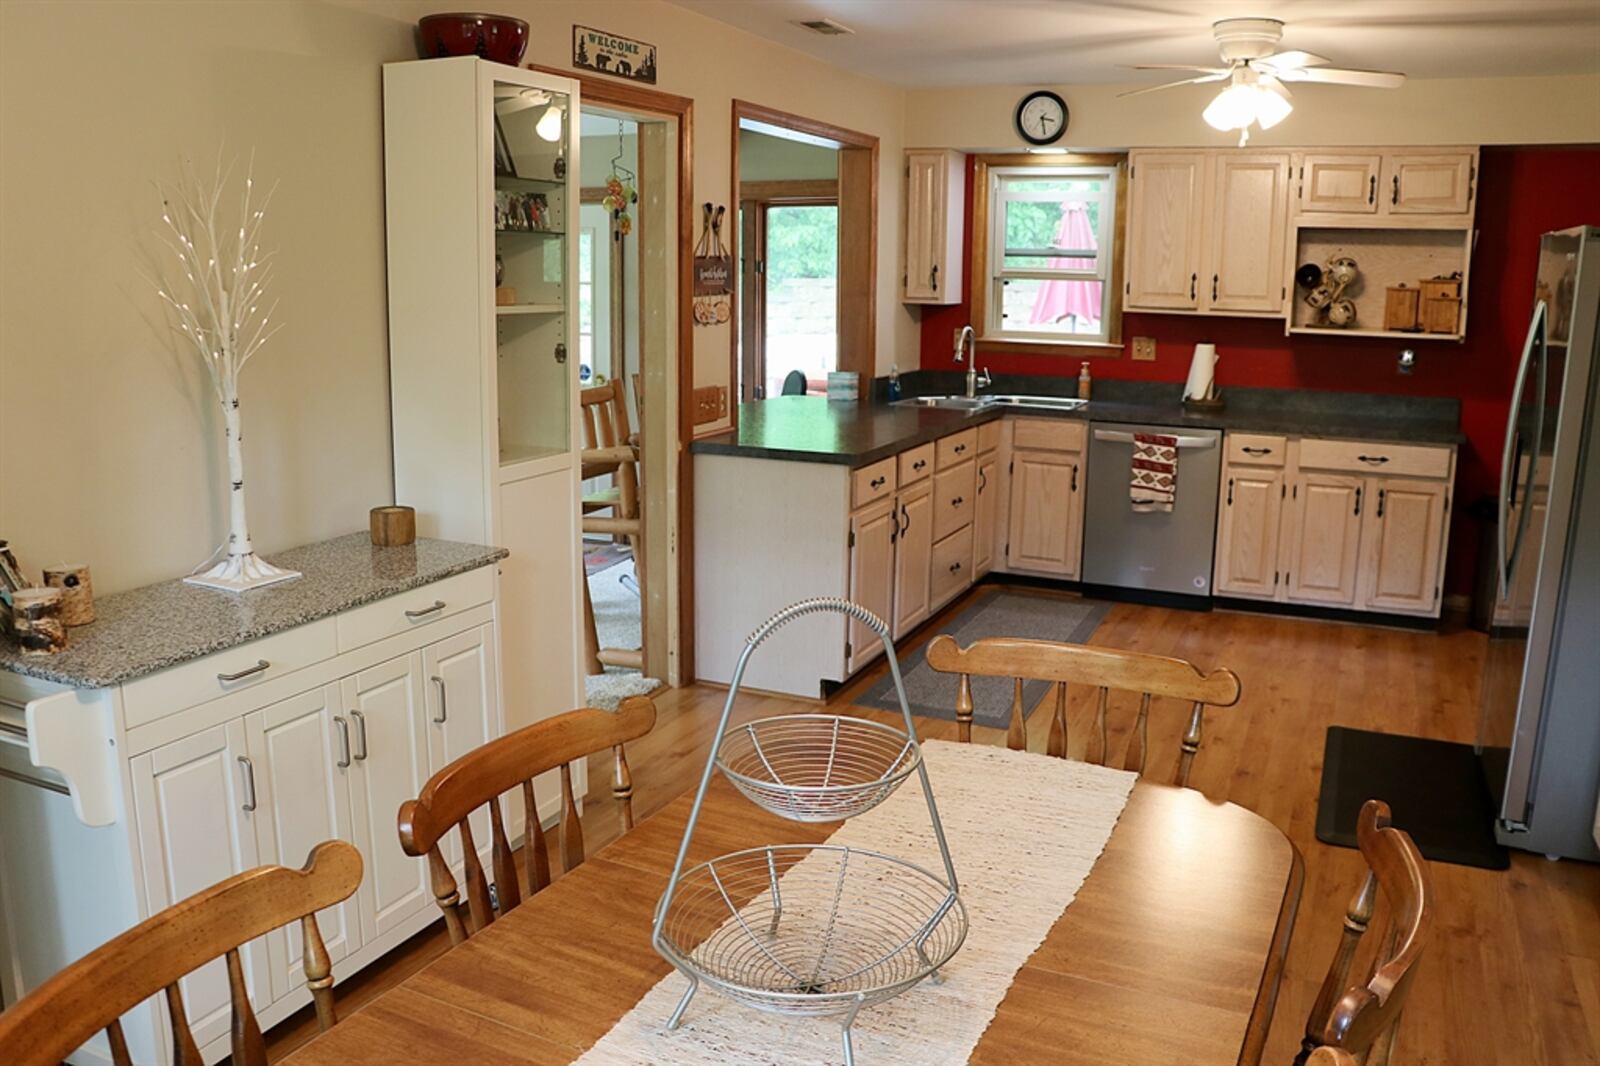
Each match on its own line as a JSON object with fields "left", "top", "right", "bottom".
{"left": 692, "top": 202, "right": 731, "bottom": 326}
{"left": 153, "top": 154, "right": 301, "bottom": 593}
{"left": 604, "top": 121, "right": 638, "bottom": 237}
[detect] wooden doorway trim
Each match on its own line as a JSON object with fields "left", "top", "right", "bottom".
{"left": 529, "top": 65, "right": 698, "bottom": 681}
{"left": 730, "top": 100, "right": 878, "bottom": 410}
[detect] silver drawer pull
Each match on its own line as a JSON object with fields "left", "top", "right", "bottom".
{"left": 237, "top": 756, "right": 257, "bottom": 812}
{"left": 350, "top": 709, "right": 369, "bottom": 761}
{"left": 334, "top": 715, "right": 352, "bottom": 768}
{"left": 405, "top": 600, "right": 447, "bottom": 620}
{"left": 431, "top": 676, "right": 448, "bottom": 724}
{"left": 217, "top": 660, "right": 269, "bottom": 683}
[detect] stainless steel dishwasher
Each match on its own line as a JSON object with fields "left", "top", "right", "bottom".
{"left": 1082, "top": 422, "right": 1222, "bottom": 605}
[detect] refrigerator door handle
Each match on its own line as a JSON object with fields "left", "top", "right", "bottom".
{"left": 1498, "top": 301, "right": 1547, "bottom": 601}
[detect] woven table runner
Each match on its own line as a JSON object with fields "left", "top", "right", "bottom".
{"left": 575, "top": 740, "right": 1137, "bottom": 1064}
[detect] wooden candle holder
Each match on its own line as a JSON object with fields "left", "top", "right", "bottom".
{"left": 370, "top": 505, "right": 417, "bottom": 547}
{"left": 11, "top": 588, "right": 66, "bottom": 655}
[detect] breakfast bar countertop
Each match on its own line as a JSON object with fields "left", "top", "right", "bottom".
{"left": 690, "top": 376, "right": 1464, "bottom": 468}
{"left": 0, "top": 533, "right": 507, "bottom": 689}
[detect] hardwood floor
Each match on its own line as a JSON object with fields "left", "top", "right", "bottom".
{"left": 264, "top": 585, "right": 1600, "bottom": 1064}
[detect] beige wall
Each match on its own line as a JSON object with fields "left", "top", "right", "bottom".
{"left": 0, "top": 0, "right": 912, "bottom": 594}
{"left": 739, "top": 130, "right": 840, "bottom": 182}
{"left": 906, "top": 73, "right": 1600, "bottom": 150}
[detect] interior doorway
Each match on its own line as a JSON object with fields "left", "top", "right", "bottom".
{"left": 730, "top": 102, "right": 878, "bottom": 406}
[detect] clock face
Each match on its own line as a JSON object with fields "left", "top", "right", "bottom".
{"left": 1017, "top": 91, "right": 1068, "bottom": 145}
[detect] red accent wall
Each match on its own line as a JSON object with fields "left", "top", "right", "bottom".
{"left": 919, "top": 146, "right": 1600, "bottom": 599}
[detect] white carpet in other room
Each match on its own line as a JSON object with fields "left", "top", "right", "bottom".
{"left": 586, "top": 556, "right": 661, "bottom": 710}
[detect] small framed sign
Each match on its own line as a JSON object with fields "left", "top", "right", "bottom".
{"left": 573, "top": 25, "right": 658, "bottom": 84}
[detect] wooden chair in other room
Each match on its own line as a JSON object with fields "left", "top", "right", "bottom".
{"left": 580, "top": 381, "right": 645, "bottom": 672}
{"left": 1308, "top": 1050, "right": 1359, "bottom": 1066}
{"left": 397, "top": 696, "right": 657, "bottom": 944}
{"left": 924, "top": 635, "right": 1241, "bottom": 787}
{"left": 0, "top": 841, "right": 362, "bottom": 1066}
{"left": 1296, "top": 799, "right": 1433, "bottom": 1066}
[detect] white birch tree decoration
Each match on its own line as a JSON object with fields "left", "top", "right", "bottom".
{"left": 155, "top": 155, "right": 300, "bottom": 592}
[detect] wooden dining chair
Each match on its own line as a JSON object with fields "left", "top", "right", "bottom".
{"left": 924, "top": 634, "right": 1241, "bottom": 787}
{"left": 1297, "top": 799, "right": 1433, "bottom": 1066}
{"left": 580, "top": 381, "right": 646, "bottom": 671}
{"left": 1308, "top": 1050, "right": 1359, "bottom": 1066}
{"left": 0, "top": 840, "right": 361, "bottom": 1066}
{"left": 397, "top": 696, "right": 657, "bottom": 945}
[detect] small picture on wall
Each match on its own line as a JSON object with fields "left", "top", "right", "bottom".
{"left": 493, "top": 115, "right": 517, "bottom": 178}
{"left": 495, "top": 190, "right": 551, "bottom": 232}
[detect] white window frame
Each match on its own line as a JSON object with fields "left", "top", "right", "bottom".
{"left": 984, "top": 165, "right": 1118, "bottom": 345}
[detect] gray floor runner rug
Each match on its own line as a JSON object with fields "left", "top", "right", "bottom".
{"left": 857, "top": 590, "right": 1110, "bottom": 727}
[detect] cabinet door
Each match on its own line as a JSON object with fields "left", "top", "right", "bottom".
{"left": 904, "top": 151, "right": 946, "bottom": 302}
{"left": 423, "top": 625, "right": 500, "bottom": 866}
{"left": 1006, "top": 450, "right": 1082, "bottom": 577}
{"left": 243, "top": 686, "right": 360, "bottom": 1001}
{"left": 1384, "top": 152, "right": 1474, "bottom": 215}
{"left": 131, "top": 721, "right": 269, "bottom": 1051}
{"left": 1299, "top": 153, "right": 1381, "bottom": 214}
{"left": 1363, "top": 479, "right": 1448, "bottom": 614}
{"left": 1285, "top": 474, "right": 1365, "bottom": 606}
{"left": 341, "top": 655, "right": 434, "bottom": 944}
{"left": 1215, "top": 466, "right": 1285, "bottom": 599}
{"left": 1125, "top": 152, "right": 1206, "bottom": 310}
{"left": 973, "top": 456, "right": 999, "bottom": 577}
{"left": 892, "top": 485, "right": 933, "bottom": 640}
{"left": 1204, "top": 153, "right": 1290, "bottom": 313}
{"left": 848, "top": 499, "right": 897, "bottom": 673}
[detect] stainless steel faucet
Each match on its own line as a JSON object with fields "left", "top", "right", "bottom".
{"left": 952, "top": 325, "right": 991, "bottom": 399}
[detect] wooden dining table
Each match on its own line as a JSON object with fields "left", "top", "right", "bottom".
{"left": 285, "top": 764, "right": 1302, "bottom": 1065}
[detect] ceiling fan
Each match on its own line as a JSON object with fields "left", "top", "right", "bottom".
{"left": 1122, "top": 18, "right": 1406, "bottom": 145}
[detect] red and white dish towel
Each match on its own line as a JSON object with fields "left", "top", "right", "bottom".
{"left": 1131, "top": 432, "right": 1178, "bottom": 512}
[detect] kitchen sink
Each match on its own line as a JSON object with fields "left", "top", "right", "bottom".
{"left": 892, "top": 393, "right": 1088, "bottom": 412}
{"left": 892, "top": 395, "right": 995, "bottom": 410}
{"left": 987, "top": 394, "right": 1088, "bottom": 411}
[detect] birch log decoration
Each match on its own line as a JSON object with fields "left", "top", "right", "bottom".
{"left": 12, "top": 589, "right": 67, "bottom": 656}
{"left": 155, "top": 155, "right": 300, "bottom": 593}
{"left": 42, "top": 565, "right": 95, "bottom": 626}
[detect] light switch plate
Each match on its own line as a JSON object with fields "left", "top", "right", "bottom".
{"left": 1131, "top": 336, "right": 1157, "bottom": 362}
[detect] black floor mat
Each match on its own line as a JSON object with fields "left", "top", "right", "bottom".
{"left": 1316, "top": 726, "right": 1510, "bottom": 870}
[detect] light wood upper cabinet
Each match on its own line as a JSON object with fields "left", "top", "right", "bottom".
{"left": 1006, "top": 449, "right": 1083, "bottom": 578}
{"left": 1205, "top": 153, "right": 1290, "bottom": 313}
{"left": 1384, "top": 152, "right": 1474, "bottom": 215}
{"left": 1362, "top": 479, "right": 1449, "bottom": 614}
{"left": 1298, "top": 153, "right": 1381, "bottom": 214}
{"left": 1125, "top": 151, "right": 1206, "bottom": 310}
{"left": 892, "top": 483, "right": 933, "bottom": 640}
{"left": 1215, "top": 466, "right": 1285, "bottom": 599}
{"left": 973, "top": 455, "right": 999, "bottom": 577}
{"left": 903, "top": 149, "right": 965, "bottom": 305}
{"left": 1286, "top": 473, "right": 1365, "bottom": 606}
{"left": 848, "top": 498, "right": 897, "bottom": 671}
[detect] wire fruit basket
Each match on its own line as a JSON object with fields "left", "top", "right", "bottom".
{"left": 652, "top": 598, "right": 966, "bottom": 1066}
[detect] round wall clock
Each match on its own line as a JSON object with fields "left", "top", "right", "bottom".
{"left": 1016, "top": 90, "right": 1068, "bottom": 146}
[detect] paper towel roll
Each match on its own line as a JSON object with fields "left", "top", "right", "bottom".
{"left": 1183, "top": 343, "right": 1217, "bottom": 401}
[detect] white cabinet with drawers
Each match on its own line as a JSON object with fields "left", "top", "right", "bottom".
{"left": 0, "top": 551, "right": 524, "bottom": 1066}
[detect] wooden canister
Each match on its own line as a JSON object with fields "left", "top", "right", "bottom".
{"left": 1383, "top": 285, "right": 1421, "bottom": 332}
{"left": 370, "top": 505, "right": 417, "bottom": 547}
{"left": 1422, "top": 297, "right": 1462, "bottom": 335}
{"left": 43, "top": 564, "right": 95, "bottom": 626}
{"left": 11, "top": 588, "right": 66, "bottom": 655}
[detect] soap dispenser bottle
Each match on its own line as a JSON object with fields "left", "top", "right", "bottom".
{"left": 888, "top": 361, "right": 902, "bottom": 401}
{"left": 1077, "top": 361, "right": 1092, "bottom": 400}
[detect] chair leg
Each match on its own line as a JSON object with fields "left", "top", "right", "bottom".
{"left": 580, "top": 566, "right": 603, "bottom": 676}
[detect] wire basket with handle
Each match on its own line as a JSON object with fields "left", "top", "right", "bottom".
{"left": 651, "top": 598, "right": 966, "bottom": 1065}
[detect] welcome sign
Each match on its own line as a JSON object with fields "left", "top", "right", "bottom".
{"left": 573, "top": 25, "right": 658, "bottom": 84}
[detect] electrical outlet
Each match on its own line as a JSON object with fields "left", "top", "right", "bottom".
{"left": 1131, "top": 336, "right": 1157, "bottom": 362}
{"left": 693, "top": 385, "right": 727, "bottom": 425}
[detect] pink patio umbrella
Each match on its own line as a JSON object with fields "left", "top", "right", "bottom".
{"left": 1029, "top": 202, "right": 1101, "bottom": 329}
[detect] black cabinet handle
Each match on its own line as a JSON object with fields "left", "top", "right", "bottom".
{"left": 1368, "top": 174, "right": 1376, "bottom": 204}
{"left": 954, "top": 443, "right": 966, "bottom": 454}
{"left": 1357, "top": 454, "right": 1390, "bottom": 465}
{"left": 913, "top": 459, "right": 927, "bottom": 471}
{"left": 1242, "top": 446, "right": 1272, "bottom": 456}
{"left": 1354, "top": 486, "right": 1363, "bottom": 516}
{"left": 952, "top": 496, "right": 964, "bottom": 507}
{"left": 949, "top": 561, "right": 962, "bottom": 573}
{"left": 900, "top": 504, "right": 910, "bottom": 535}
{"left": 978, "top": 467, "right": 987, "bottom": 493}
{"left": 1392, "top": 174, "right": 1399, "bottom": 205}
{"left": 1377, "top": 488, "right": 1387, "bottom": 518}
{"left": 870, "top": 475, "right": 886, "bottom": 489}
{"left": 1227, "top": 478, "right": 1234, "bottom": 506}
{"left": 931, "top": 264, "right": 939, "bottom": 292}
{"left": 1070, "top": 463, "right": 1078, "bottom": 492}
{"left": 1212, "top": 274, "right": 1219, "bottom": 301}
{"left": 1190, "top": 273, "right": 1197, "bottom": 300}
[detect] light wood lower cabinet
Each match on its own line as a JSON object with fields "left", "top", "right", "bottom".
{"left": 847, "top": 497, "right": 898, "bottom": 672}
{"left": 893, "top": 482, "right": 934, "bottom": 639}
{"left": 1214, "top": 432, "right": 1455, "bottom": 617}
{"left": 1006, "top": 449, "right": 1083, "bottom": 578}
{"left": 973, "top": 455, "right": 999, "bottom": 577}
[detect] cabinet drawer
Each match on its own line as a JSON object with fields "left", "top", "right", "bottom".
{"left": 936, "top": 429, "right": 978, "bottom": 469}
{"left": 898, "top": 443, "right": 936, "bottom": 486}
{"left": 336, "top": 567, "right": 495, "bottom": 652}
{"left": 1226, "top": 433, "right": 1287, "bottom": 466}
{"left": 977, "top": 420, "right": 1002, "bottom": 455}
{"left": 852, "top": 457, "right": 897, "bottom": 508}
{"left": 122, "top": 620, "right": 338, "bottom": 729}
{"left": 1298, "top": 439, "right": 1451, "bottom": 480}
{"left": 1011, "top": 418, "right": 1085, "bottom": 453}
{"left": 930, "top": 526, "right": 975, "bottom": 609}
{"left": 932, "top": 460, "right": 976, "bottom": 542}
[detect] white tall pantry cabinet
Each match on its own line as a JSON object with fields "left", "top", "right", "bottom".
{"left": 383, "top": 58, "right": 584, "bottom": 738}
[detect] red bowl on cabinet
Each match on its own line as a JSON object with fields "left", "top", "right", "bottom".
{"left": 417, "top": 13, "right": 529, "bottom": 65}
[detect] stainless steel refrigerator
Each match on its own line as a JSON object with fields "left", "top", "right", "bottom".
{"left": 1478, "top": 225, "right": 1600, "bottom": 862}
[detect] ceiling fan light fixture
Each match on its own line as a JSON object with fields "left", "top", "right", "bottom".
{"left": 1202, "top": 81, "right": 1292, "bottom": 143}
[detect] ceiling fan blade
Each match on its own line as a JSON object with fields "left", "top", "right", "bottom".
{"left": 1260, "top": 74, "right": 1293, "bottom": 100}
{"left": 1259, "top": 50, "right": 1329, "bottom": 70}
{"left": 1118, "top": 73, "right": 1230, "bottom": 99}
{"left": 1129, "top": 64, "right": 1232, "bottom": 74}
{"left": 1275, "top": 66, "right": 1406, "bottom": 89}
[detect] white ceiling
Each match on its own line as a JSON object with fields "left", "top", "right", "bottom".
{"left": 668, "top": 0, "right": 1600, "bottom": 87}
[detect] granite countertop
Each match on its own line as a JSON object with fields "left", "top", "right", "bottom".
{"left": 691, "top": 376, "right": 1464, "bottom": 468}
{"left": 0, "top": 533, "right": 507, "bottom": 689}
